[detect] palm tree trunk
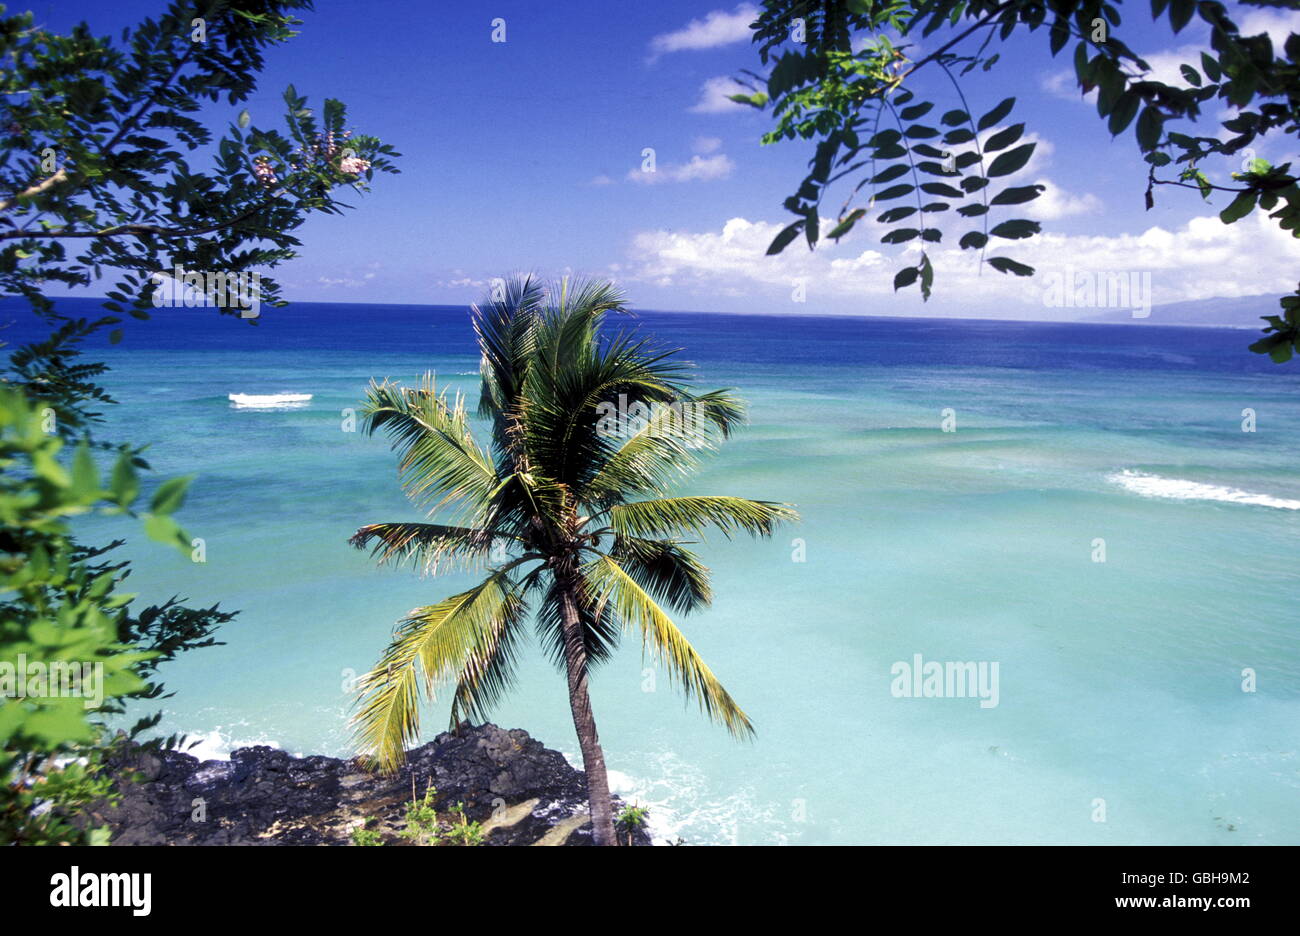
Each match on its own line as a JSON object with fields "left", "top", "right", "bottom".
{"left": 557, "top": 574, "right": 617, "bottom": 846}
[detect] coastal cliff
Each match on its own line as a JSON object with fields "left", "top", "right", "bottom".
{"left": 89, "top": 723, "right": 652, "bottom": 846}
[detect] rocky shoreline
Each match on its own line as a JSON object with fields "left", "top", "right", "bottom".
{"left": 88, "top": 723, "right": 653, "bottom": 846}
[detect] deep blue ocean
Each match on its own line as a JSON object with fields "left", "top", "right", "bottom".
{"left": 5, "top": 296, "right": 1299, "bottom": 845}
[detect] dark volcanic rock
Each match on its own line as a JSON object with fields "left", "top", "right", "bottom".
{"left": 83, "top": 723, "right": 651, "bottom": 846}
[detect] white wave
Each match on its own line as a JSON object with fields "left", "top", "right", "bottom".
{"left": 604, "top": 752, "right": 794, "bottom": 846}
{"left": 1109, "top": 470, "right": 1300, "bottom": 510}
{"left": 179, "top": 726, "right": 284, "bottom": 761}
{"left": 228, "top": 392, "right": 312, "bottom": 409}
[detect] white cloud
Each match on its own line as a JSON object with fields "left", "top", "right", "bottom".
{"left": 649, "top": 4, "right": 757, "bottom": 59}
{"left": 626, "top": 208, "right": 1300, "bottom": 314}
{"left": 317, "top": 274, "right": 367, "bottom": 288}
{"left": 1237, "top": 8, "right": 1300, "bottom": 49}
{"left": 1041, "top": 69, "right": 1082, "bottom": 100}
{"left": 689, "top": 75, "right": 753, "bottom": 113}
{"left": 1026, "top": 178, "right": 1101, "bottom": 220}
{"left": 693, "top": 135, "right": 724, "bottom": 154}
{"left": 627, "top": 153, "right": 735, "bottom": 184}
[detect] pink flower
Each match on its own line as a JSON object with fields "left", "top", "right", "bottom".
{"left": 252, "top": 156, "right": 277, "bottom": 187}
{"left": 338, "top": 156, "right": 371, "bottom": 176}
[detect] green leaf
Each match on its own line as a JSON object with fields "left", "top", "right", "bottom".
{"left": 988, "top": 257, "right": 1035, "bottom": 276}
{"left": 144, "top": 513, "right": 184, "bottom": 547}
{"left": 990, "top": 184, "right": 1046, "bottom": 205}
{"left": 940, "top": 109, "right": 969, "bottom": 127}
{"left": 1108, "top": 91, "right": 1141, "bottom": 135}
{"left": 1200, "top": 52, "right": 1222, "bottom": 83}
{"left": 900, "top": 102, "right": 935, "bottom": 121}
{"left": 984, "top": 124, "right": 1024, "bottom": 153}
{"left": 881, "top": 228, "right": 921, "bottom": 244}
{"left": 875, "top": 183, "right": 915, "bottom": 201}
{"left": 893, "top": 267, "right": 919, "bottom": 290}
{"left": 989, "top": 219, "right": 1042, "bottom": 240}
{"left": 110, "top": 452, "right": 140, "bottom": 507}
{"left": 1135, "top": 107, "right": 1164, "bottom": 151}
{"left": 878, "top": 206, "right": 917, "bottom": 223}
{"left": 767, "top": 222, "right": 803, "bottom": 255}
{"left": 1219, "top": 192, "right": 1257, "bottom": 224}
{"left": 149, "top": 476, "right": 194, "bottom": 515}
{"left": 871, "top": 164, "right": 911, "bottom": 185}
{"left": 920, "top": 182, "right": 963, "bottom": 198}
{"left": 977, "top": 97, "right": 1015, "bottom": 131}
{"left": 827, "top": 209, "right": 866, "bottom": 240}
{"left": 987, "top": 143, "right": 1036, "bottom": 177}
{"left": 70, "top": 444, "right": 98, "bottom": 499}
{"left": 959, "top": 231, "right": 988, "bottom": 249}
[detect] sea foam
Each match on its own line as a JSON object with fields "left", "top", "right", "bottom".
{"left": 1109, "top": 470, "right": 1300, "bottom": 510}
{"left": 228, "top": 392, "right": 312, "bottom": 409}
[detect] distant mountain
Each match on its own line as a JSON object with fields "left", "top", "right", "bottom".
{"left": 1084, "top": 293, "right": 1278, "bottom": 328}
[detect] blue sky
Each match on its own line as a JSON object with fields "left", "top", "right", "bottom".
{"left": 36, "top": 1, "right": 1300, "bottom": 318}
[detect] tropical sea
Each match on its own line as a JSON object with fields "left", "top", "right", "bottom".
{"left": 6, "top": 296, "right": 1299, "bottom": 846}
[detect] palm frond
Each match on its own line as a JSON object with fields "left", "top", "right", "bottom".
{"left": 349, "top": 521, "right": 507, "bottom": 575}
{"left": 351, "top": 571, "right": 525, "bottom": 771}
{"left": 584, "top": 396, "right": 731, "bottom": 502}
{"left": 610, "top": 535, "right": 713, "bottom": 613}
{"left": 473, "top": 273, "right": 546, "bottom": 423}
{"left": 609, "top": 496, "right": 799, "bottom": 541}
{"left": 585, "top": 554, "right": 752, "bottom": 738}
{"left": 361, "top": 375, "right": 499, "bottom": 520}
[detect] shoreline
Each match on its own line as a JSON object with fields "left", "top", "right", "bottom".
{"left": 88, "top": 723, "right": 654, "bottom": 847}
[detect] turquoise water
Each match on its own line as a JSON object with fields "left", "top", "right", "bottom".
{"left": 20, "top": 299, "right": 1300, "bottom": 845}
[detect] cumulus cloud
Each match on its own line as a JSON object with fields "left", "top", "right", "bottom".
{"left": 1237, "top": 8, "right": 1300, "bottom": 49}
{"left": 1025, "top": 179, "right": 1101, "bottom": 220}
{"left": 625, "top": 208, "right": 1300, "bottom": 315}
{"left": 627, "top": 153, "right": 735, "bottom": 184}
{"left": 689, "top": 75, "right": 753, "bottom": 113}
{"left": 649, "top": 4, "right": 757, "bottom": 59}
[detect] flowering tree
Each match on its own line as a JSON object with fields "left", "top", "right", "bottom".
{"left": 0, "top": 0, "right": 398, "bottom": 844}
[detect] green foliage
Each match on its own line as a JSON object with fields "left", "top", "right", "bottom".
{"left": 744, "top": 0, "right": 1300, "bottom": 359}
{"left": 350, "top": 825, "right": 385, "bottom": 846}
{"left": 382, "top": 783, "right": 484, "bottom": 846}
{"left": 1, "top": 0, "right": 394, "bottom": 846}
{"left": 0, "top": 0, "right": 400, "bottom": 404}
{"left": 0, "top": 389, "right": 194, "bottom": 844}
{"left": 1249, "top": 283, "right": 1300, "bottom": 362}
{"left": 398, "top": 782, "right": 441, "bottom": 844}
{"left": 440, "top": 801, "right": 485, "bottom": 847}
{"left": 615, "top": 802, "right": 650, "bottom": 844}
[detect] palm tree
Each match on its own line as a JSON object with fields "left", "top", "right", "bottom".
{"left": 349, "top": 275, "right": 797, "bottom": 846}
